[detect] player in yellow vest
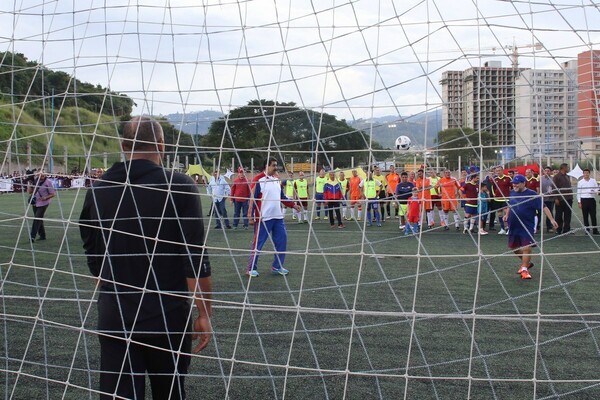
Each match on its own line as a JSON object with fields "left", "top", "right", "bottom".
{"left": 314, "top": 169, "right": 328, "bottom": 220}
{"left": 282, "top": 172, "right": 297, "bottom": 220}
{"left": 338, "top": 171, "right": 349, "bottom": 220}
{"left": 294, "top": 171, "right": 309, "bottom": 223}
{"left": 360, "top": 171, "right": 383, "bottom": 226}
{"left": 428, "top": 169, "right": 442, "bottom": 227}
{"left": 373, "top": 167, "right": 387, "bottom": 222}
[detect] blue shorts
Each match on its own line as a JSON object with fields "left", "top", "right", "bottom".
{"left": 465, "top": 205, "right": 478, "bottom": 215}
{"left": 508, "top": 234, "right": 536, "bottom": 250}
{"left": 315, "top": 193, "right": 324, "bottom": 202}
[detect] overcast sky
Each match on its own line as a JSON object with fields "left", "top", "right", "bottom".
{"left": 1, "top": 0, "right": 599, "bottom": 122}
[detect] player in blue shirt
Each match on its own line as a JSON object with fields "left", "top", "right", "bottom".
{"left": 504, "top": 175, "right": 558, "bottom": 280}
{"left": 395, "top": 171, "right": 415, "bottom": 230}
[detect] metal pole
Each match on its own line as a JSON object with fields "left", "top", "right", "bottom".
{"left": 64, "top": 145, "right": 68, "bottom": 173}
{"left": 49, "top": 88, "right": 54, "bottom": 173}
{"left": 27, "top": 141, "right": 32, "bottom": 169}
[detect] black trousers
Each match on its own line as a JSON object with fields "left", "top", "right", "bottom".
{"left": 488, "top": 200, "right": 507, "bottom": 229}
{"left": 581, "top": 198, "right": 598, "bottom": 232}
{"left": 554, "top": 199, "right": 573, "bottom": 233}
{"left": 328, "top": 201, "right": 343, "bottom": 226}
{"left": 98, "top": 310, "right": 192, "bottom": 399}
{"left": 30, "top": 205, "right": 48, "bottom": 239}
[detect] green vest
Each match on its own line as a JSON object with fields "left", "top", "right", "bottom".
{"left": 315, "top": 176, "right": 327, "bottom": 193}
{"left": 365, "top": 180, "right": 377, "bottom": 199}
{"left": 339, "top": 178, "right": 348, "bottom": 194}
{"left": 285, "top": 179, "right": 295, "bottom": 197}
{"left": 430, "top": 176, "right": 440, "bottom": 195}
{"left": 295, "top": 179, "right": 308, "bottom": 198}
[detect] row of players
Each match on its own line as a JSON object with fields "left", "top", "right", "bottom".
{"left": 277, "top": 166, "right": 539, "bottom": 233}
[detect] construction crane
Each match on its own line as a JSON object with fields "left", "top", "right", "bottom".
{"left": 503, "top": 40, "right": 543, "bottom": 68}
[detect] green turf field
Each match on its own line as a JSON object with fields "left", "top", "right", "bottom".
{"left": 1, "top": 189, "right": 599, "bottom": 399}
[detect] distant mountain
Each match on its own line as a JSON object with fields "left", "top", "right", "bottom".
{"left": 349, "top": 109, "right": 442, "bottom": 150}
{"left": 164, "top": 110, "right": 224, "bottom": 136}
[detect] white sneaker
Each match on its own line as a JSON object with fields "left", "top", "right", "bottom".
{"left": 498, "top": 229, "right": 506, "bottom": 235}
{"left": 399, "top": 224, "right": 405, "bottom": 230}
{"left": 479, "top": 229, "right": 488, "bottom": 235}
{"left": 505, "top": 229, "right": 509, "bottom": 235}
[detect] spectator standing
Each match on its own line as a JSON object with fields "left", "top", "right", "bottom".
{"left": 552, "top": 163, "right": 574, "bottom": 234}
{"left": 577, "top": 168, "right": 599, "bottom": 234}
{"left": 79, "top": 116, "right": 212, "bottom": 399}
{"left": 29, "top": 170, "right": 56, "bottom": 242}
{"left": 540, "top": 166, "right": 555, "bottom": 233}
{"left": 207, "top": 170, "right": 232, "bottom": 229}
{"left": 231, "top": 167, "right": 250, "bottom": 230}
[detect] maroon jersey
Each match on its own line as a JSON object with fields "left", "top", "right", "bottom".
{"left": 461, "top": 181, "right": 479, "bottom": 206}
{"left": 525, "top": 177, "right": 540, "bottom": 193}
{"left": 492, "top": 175, "right": 512, "bottom": 201}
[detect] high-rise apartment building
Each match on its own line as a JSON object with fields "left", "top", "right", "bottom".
{"left": 440, "top": 61, "right": 526, "bottom": 161}
{"left": 577, "top": 50, "right": 600, "bottom": 156}
{"left": 514, "top": 61, "right": 578, "bottom": 159}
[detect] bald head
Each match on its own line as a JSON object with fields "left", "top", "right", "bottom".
{"left": 121, "top": 116, "right": 164, "bottom": 156}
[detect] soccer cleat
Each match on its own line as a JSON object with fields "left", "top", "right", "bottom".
{"left": 505, "top": 229, "right": 509, "bottom": 235}
{"left": 520, "top": 270, "right": 532, "bottom": 280}
{"left": 357, "top": 217, "right": 362, "bottom": 221}
{"left": 498, "top": 229, "right": 506, "bottom": 235}
{"left": 292, "top": 215, "right": 296, "bottom": 220}
{"left": 444, "top": 226, "right": 449, "bottom": 231}
{"left": 479, "top": 229, "right": 488, "bottom": 235}
{"left": 517, "top": 262, "right": 534, "bottom": 274}
{"left": 338, "top": 224, "right": 346, "bottom": 229}
{"left": 246, "top": 270, "right": 259, "bottom": 278}
{"left": 456, "top": 226, "right": 460, "bottom": 231}
{"left": 517, "top": 266, "right": 527, "bottom": 274}
{"left": 377, "top": 223, "right": 382, "bottom": 227}
{"left": 298, "top": 220, "right": 304, "bottom": 224}
{"left": 367, "top": 223, "right": 372, "bottom": 227}
{"left": 399, "top": 224, "right": 405, "bottom": 230}
{"left": 314, "top": 216, "right": 320, "bottom": 220}
{"left": 272, "top": 267, "right": 289, "bottom": 276}
{"left": 463, "top": 228, "right": 468, "bottom": 234}
{"left": 303, "top": 220, "right": 308, "bottom": 224}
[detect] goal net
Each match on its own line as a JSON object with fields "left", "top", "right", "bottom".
{"left": 1, "top": 1, "right": 600, "bottom": 398}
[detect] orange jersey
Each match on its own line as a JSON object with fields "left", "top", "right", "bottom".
{"left": 415, "top": 177, "right": 431, "bottom": 201}
{"left": 386, "top": 172, "right": 400, "bottom": 194}
{"left": 349, "top": 175, "right": 362, "bottom": 196}
{"left": 438, "top": 177, "right": 460, "bottom": 199}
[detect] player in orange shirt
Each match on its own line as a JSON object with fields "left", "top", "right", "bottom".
{"left": 347, "top": 169, "right": 363, "bottom": 221}
{"left": 414, "top": 169, "right": 432, "bottom": 228}
{"left": 437, "top": 169, "right": 462, "bottom": 231}
{"left": 385, "top": 165, "right": 400, "bottom": 219}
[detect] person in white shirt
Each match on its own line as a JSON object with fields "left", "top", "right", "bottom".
{"left": 207, "top": 170, "right": 231, "bottom": 229}
{"left": 246, "top": 158, "right": 302, "bottom": 277}
{"left": 577, "top": 168, "right": 599, "bottom": 234}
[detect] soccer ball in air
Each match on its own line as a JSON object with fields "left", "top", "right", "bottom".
{"left": 395, "top": 135, "right": 411, "bottom": 151}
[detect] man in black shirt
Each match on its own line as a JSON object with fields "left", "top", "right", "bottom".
{"left": 79, "top": 116, "right": 212, "bottom": 399}
{"left": 552, "top": 163, "right": 574, "bottom": 234}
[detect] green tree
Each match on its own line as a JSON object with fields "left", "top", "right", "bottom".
{"left": 201, "top": 99, "right": 381, "bottom": 168}
{"left": 435, "top": 128, "right": 495, "bottom": 169}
